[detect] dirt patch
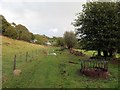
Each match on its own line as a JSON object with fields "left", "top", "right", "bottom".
{"left": 80, "top": 68, "right": 109, "bottom": 79}
{"left": 13, "top": 69, "right": 22, "bottom": 76}
{"left": 69, "top": 49, "right": 85, "bottom": 56}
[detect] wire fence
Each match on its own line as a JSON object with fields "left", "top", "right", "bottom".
{"left": 12, "top": 49, "right": 42, "bottom": 71}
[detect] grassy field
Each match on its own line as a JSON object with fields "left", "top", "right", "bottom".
{"left": 2, "top": 36, "right": 119, "bottom": 88}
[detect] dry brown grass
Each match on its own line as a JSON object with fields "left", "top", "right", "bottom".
{"left": 13, "top": 69, "right": 22, "bottom": 76}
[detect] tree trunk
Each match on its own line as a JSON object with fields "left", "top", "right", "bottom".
{"left": 68, "top": 46, "right": 71, "bottom": 49}
{"left": 98, "top": 49, "right": 101, "bottom": 56}
{"left": 103, "top": 50, "right": 108, "bottom": 57}
{"left": 109, "top": 50, "right": 113, "bottom": 57}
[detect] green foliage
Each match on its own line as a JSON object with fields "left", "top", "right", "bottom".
{"left": 0, "top": 15, "right": 18, "bottom": 38}
{"left": 49, "top": 37, "right": 58, "bottom": 46}
{"left": 0, "top": 15, "right": 11, "bottom": 35}
{"left": 73, "top": 2, "right": 120, "bottom": 57}
{"left": 34, "top": 34, "right": 48, "bottom": 45}
{"left": 0, "top": 15, "right": 36, "bottom": 42}
{"left": 4, "top": 26, "right": 17, "bottom": 39}
{"left": 56, "top": 37, "right": 64, "bottom": 46}
{"left": 15, "top": 24, "right": 33, "bottom": 42}
{"left": 30, "top": 33, "right": 35, "bottom": 40}
{"left": 64, "top": 31, "right": 77, "bottom": 49}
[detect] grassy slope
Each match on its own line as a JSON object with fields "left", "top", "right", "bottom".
{"left": 2, "top": 36, "right": 119, "bottom": 88}
{"left": 2, "top": 36, "right": 46, "bottom": 86}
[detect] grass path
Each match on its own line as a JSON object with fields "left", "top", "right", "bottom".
{"left": 3, "top": 49, "right": 119, "bottom": 88}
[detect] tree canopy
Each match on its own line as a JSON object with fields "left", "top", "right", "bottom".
{"left": 0, "top": 15, "right": 11, "bottom": 35}
{"left": 73, "top": 2, "right": 120, "bottom": 57}
{"left": 0, "top": 15, "right": 35, "bottom": 42}
{"left": 64, "top": 31, "right": 77, "bottom": 49}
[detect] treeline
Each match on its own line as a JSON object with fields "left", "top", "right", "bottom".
{"left": 52, "top": 31, "right": 79, "bottom": 49}
{"left": 0, "top": 15, "right": 77, "bottom": 47}
{"left": 0, "top": 15, "right": 49, "bottom": 44}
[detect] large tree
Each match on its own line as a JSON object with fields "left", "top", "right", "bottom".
{"left": 64, "top": 31, "right": 77, "bottom": 49}
{"left": 73, "top": 2, "right": 120, "bottom": 57}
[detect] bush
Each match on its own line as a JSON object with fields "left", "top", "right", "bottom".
{"left": 4, "top": 26, "right": 18, "bottom": 39}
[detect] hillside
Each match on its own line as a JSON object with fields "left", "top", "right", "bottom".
{"left": 2, "top": 35, "right": 45, "bottom": 54}
{"left": 2, "top": 35, "right": 47, "bottom": 87}
{"left": 0, "top": 15, "right": 51, "bottom": 45}
{"left": 2, "top": 35, "right": 46, "bottom": 69}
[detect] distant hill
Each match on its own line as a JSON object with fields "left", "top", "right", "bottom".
{"left": 0, "top": 15, "right": 51, "bottom": 44}
{"left": 0, "top": 15, "right": 34, "bottom": 42}
{"left": 0, "top": 15, "right": 63, "bottom": 46}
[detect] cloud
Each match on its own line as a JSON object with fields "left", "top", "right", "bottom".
{"left": 49, "top": 28, "right": 58, "bottom": 33}
{"left": 0, "top": 2, "right": 86, "bottom": 37}
{"left": 1, "top": 0, "right": 86, "bottom": 2}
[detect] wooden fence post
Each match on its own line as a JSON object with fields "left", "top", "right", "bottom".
{"left": 26, "top": 52, "right": 28, "bottom": 62}
{"left": 13, "top": 55, "right": 16, "bottom": 71}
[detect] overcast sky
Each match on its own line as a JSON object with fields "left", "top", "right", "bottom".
{"left": 0, "top": 0, "right": 86, "bottom": 37}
